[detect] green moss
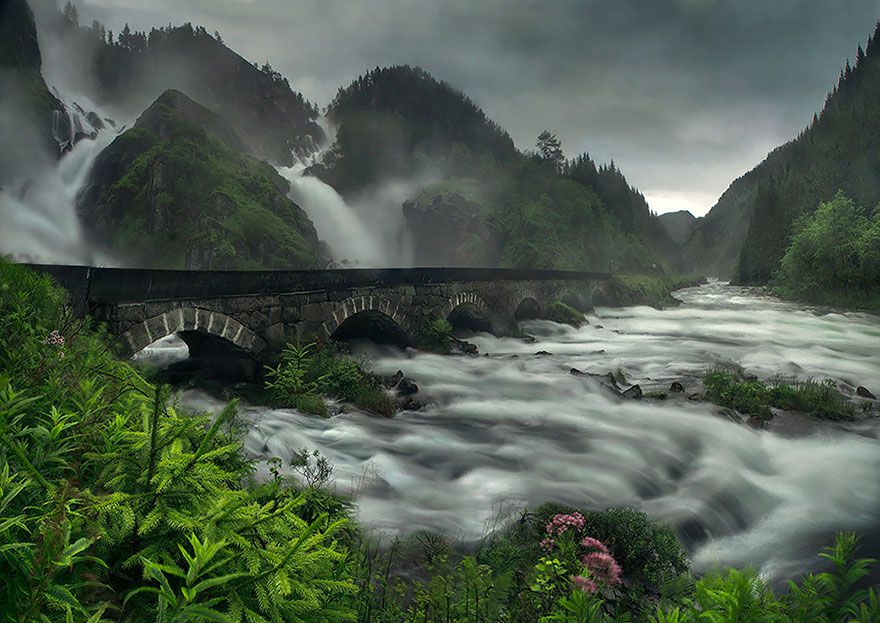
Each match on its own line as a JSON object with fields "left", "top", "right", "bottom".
{"left": 544, "top": 300, "right": 585, "bottom": 326}
{"left": 605, "top": 274, "right": 705, "bottom": 308}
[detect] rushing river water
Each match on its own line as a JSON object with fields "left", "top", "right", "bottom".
{"left": 176, "top": 282, "right": 880, "bottom": 583}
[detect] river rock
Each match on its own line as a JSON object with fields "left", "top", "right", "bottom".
{"left": 521, "top": 335, "right": 537, "bottom": 344}
{"left": 396, "top": 377, "right": 419, "bottom": 396}
{"left": 669, "top": 381, "right": 685, "bottom": 393}
{"left": 621, "top": 384, "right": 643, "bottom": 400}
{"left": 535, "top": 350, "right": 553, "bottom": 356}
{"left": 451, "top": 338, "right": 478, "bottom": 355}
{"left": 856, "top": 386, "right": 876, "bottom": 399}
{"left": 399, "top": 397, "right": 425, "bottom": 411}
{"left": 747, "top": 415, "right": 769, "bottom": 429}
{"left": 382, "top": 370, "right": 404, "bottom": 388}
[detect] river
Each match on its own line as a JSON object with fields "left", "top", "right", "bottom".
{"left": 176, "top": 282, "right": 880, "bottom": 583}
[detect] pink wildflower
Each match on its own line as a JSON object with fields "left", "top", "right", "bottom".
{"left": 581, "top": 551, "right": 623, "bottom": 586}
{"left": 540, "top": 537, "right": 555, "bottom": 552}
{"left": 580, "top": 536, "right": 609, "bottom": 554}
{"left": 44, "top": 330, "right": 64, "bottom": 346}
{"left": 572, "top": 575, "right": 598, "bottom": 594}
{"left": 545, "top": 512, "right": 586, "bottom": 536}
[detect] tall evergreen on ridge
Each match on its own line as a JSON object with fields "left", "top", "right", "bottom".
{"left": 685, "top": 20, "right": 880, "bottom": 282}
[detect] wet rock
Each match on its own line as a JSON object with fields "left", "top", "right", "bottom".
{"left": 382, "top": 370, "right": 404, "bottom": 388}
{"left": 535, "top": 350, "right": 553, "bottom": 356}
{"left": 451, "top": 338, "right": 478, "bottom": 355}
{"left": 747, "top": 415, "right": 769, "bottom": 429}
{"left": 621, "top": 384, "right": 642, "bottom": 400}
{"left": 396, "top": 377, "right": 419, "bottom": 396}
{"left": 856, "top": 386, "right": 876, "bottom": 399}
{"left": 669, "top": 381, "right": 685, "bottom": 393}
{"left": 570, "top": 368, "right": 588, "bottom": 377}
{"left": 399, "top": 397, "right": 425, "bottom": 411}
{"left": 521, "top": 335, "right": 537, "bottom": 344}
{"left": 687, "top": 393, "right": 702, "bottom": 401}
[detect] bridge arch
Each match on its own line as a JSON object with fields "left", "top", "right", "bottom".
{"left": 443, "top": 291, "right": 492, "bottom": 333}
{"left": 119, "top": 308, "right": 264, "bottom": 358}
{"left": 322, "top": 295, "right": 410, "bottom": 346}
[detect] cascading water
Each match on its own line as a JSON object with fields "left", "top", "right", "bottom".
{"left": 0, "top": 93, "right": 117, "bottom": 264}
{"left": 179, "top": 283, "right": 880, "bottom": 584}
{"left": 278, "top": 119, "right": 416, "bottom": 267}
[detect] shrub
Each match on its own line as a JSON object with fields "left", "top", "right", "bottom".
{"left": 264, "top": 340, "right": 394, "bottom": 416}
{"left": 415, "top": 317, "right": 455, "bottom": 353}
{"left": 704, "top": 368, "right": 855, "bottom": 421}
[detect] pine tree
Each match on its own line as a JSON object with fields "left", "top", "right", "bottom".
{"left": 536, "top": 130, "right": 564, "bottom": 171}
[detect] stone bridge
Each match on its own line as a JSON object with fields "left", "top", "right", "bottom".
{"left": 28, "top": 265, "right": 613, "bottom": 360}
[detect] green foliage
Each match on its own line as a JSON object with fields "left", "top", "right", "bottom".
{"left": 704, "top": 368, "right": 856, "bottom": 421}
{"left": 82, "top": 98, "right": 323, "bottom": 270}
{"left": 416, "top": 318, "right": 455, "bottom": 353}
{"left": 772, "top": 192, "right": 880, "bottom": 309}
{"left": 0, "top": 261, "right": 356, "bottom": 621}
{"left": 264, "top": 342, "right": 395, "bottom": 416}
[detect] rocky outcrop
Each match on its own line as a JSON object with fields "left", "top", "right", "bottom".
{"left": 78, "top": 90, "right": 326, "bottom": 270}
{"left": 0, "top": 0, "right": 68, "bottom": 160}
{"left": 403, "top": 188, "right": 501, "bottom": 266}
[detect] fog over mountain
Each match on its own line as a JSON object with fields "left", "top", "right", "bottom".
{"left": 62, "top": 0, "right": 880, "bottom": 216}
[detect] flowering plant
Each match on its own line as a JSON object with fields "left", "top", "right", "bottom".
{"left": 532, "top": 512, "right": 622, "bottom": 602}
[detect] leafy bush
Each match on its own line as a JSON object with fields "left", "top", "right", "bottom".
{"left": 704, "top": 368, "right": 855, "bottom": 421}
{"left": 264, "top": 341, "right": 395, "bottom": 416}
{"left": 416, "top": 317, "right": 455, "bottom": 353}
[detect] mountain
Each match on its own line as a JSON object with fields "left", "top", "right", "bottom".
{"left": 314, "top": 65, "right": 678, "bottom": 273}
{"left": 77, "top": 89, "right": 326, "bottom": 269}
{"left": 311, "top": 65, "right": 517, "bottom": 196}
{"left": 50, "top": 16, "right": 323, "bottom": 166}
{"left": 658, "top": 210, "right": 699, "bottom": 245}
{"left": 685, "top": 21, "right": 880, "bottom": 282}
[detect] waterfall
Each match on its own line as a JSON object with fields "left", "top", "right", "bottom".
{"left": 0, "top": 88, "right": 118, "bottom": 264}
{"left": 278, "top": 119, "right": 416, "bottom": 267}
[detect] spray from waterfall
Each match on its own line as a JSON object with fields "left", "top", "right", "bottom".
{"left": 278, "top": 118, "right": 419, "bottom": 267}
{"left": 0, "top": 89, "right": 118, "bottom": 264}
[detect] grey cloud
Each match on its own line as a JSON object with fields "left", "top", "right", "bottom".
{"left": 69, "top": 0, "right": 880, "bottom": 214}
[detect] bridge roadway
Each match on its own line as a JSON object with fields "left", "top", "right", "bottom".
{"left": 26, "top": 265, "right": 613, "bottom": 359}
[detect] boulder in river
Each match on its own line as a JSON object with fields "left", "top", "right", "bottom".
{"left": 621, "top": 385, "right": 643, "bottom": 400}
{"left": 396, "top": 377, "right": 419, "bottom": 396}
{"left": 669, "top": 381, "right": 685, "bottom": 393}
{"left": 856, "top": 386, "right": 876, "bottom": 399}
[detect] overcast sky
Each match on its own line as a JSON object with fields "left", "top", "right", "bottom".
{"left": 68, "top": 0, "right": 880, "bottom": 215}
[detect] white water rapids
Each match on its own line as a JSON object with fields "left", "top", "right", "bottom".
{"left": 172, "top": 282, "right": 880, "bottom": 583}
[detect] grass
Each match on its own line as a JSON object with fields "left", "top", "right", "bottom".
{"left": 703, "top": 368, "right": 856, "bottom": 421}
